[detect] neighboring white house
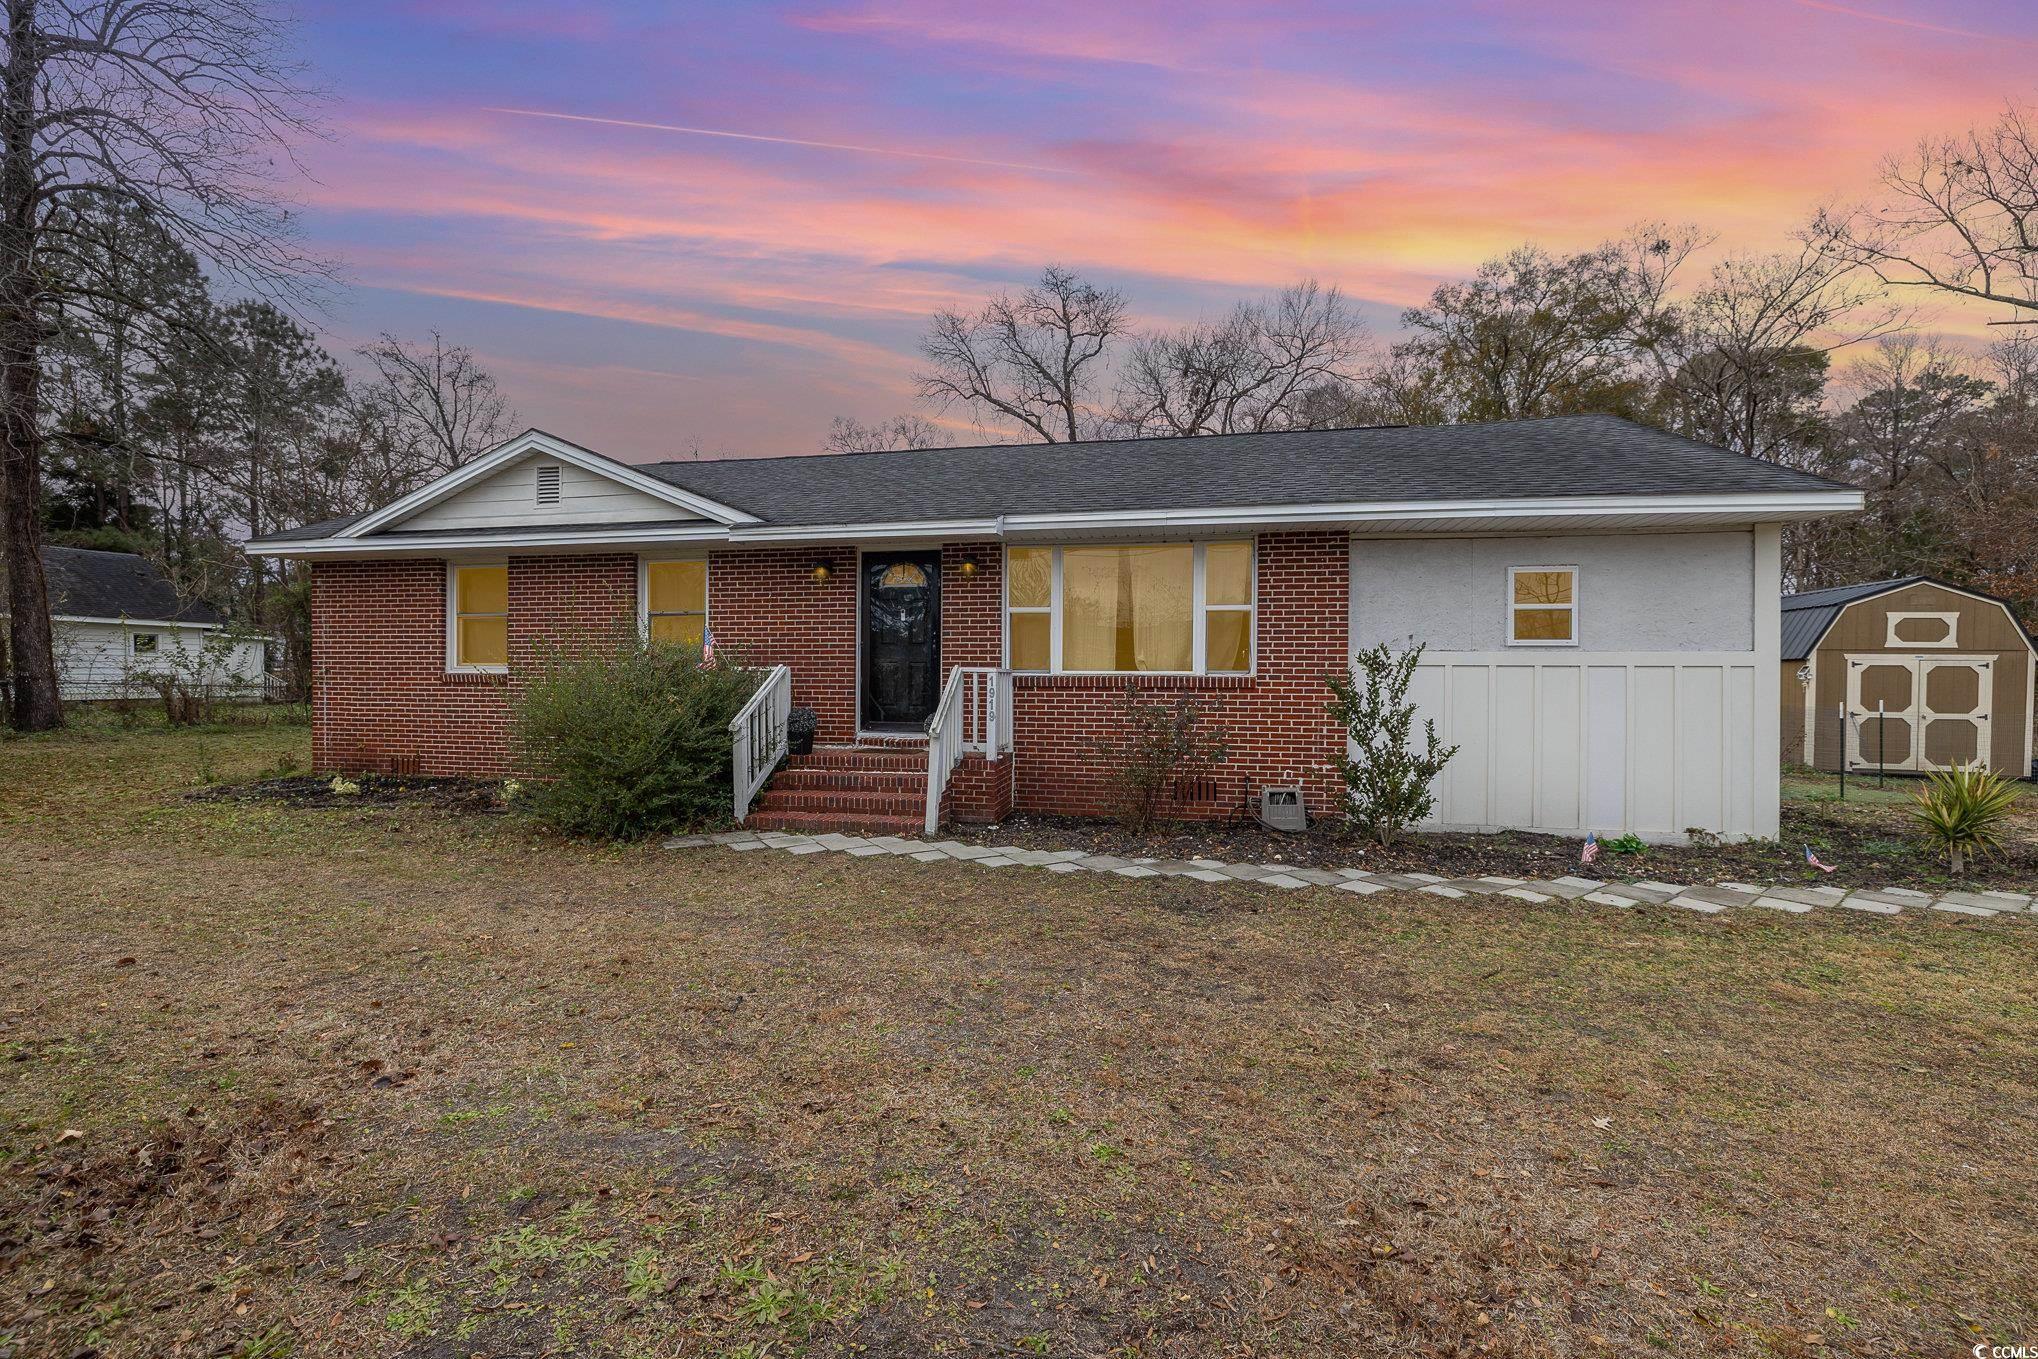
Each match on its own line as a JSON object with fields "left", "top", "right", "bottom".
{"left": 1, "top": 546, "right": 267, "bottom": 702}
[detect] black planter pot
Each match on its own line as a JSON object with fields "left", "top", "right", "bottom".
{"left": 787, "top": 706, "right": 818, "bottom": 756}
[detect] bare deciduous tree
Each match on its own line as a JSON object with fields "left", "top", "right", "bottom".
{"left": 916, "top": 266, "right": 1128, "bottom": 442}
{"left": 1, "top": 0, "right": 322, "bottom": 730}
{"left": 1664, "top": 242, "right": 1907, "bottom": 467}
{"left": 358, "top": 330, "right": 516, "bottom": 475}
{"left": 1114, "top": 280, "right": 1366, "bottom": 436}
{"left": 821, "top": 412, "right": 949, "bottom": 453}
{"left": 1813, "top": 102, "right": 2038, "bottom": 319}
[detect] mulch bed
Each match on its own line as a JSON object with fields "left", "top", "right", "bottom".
{"left": 950, "top": 804, "right": 2038, "bottom": 890}
{"left": 187, "top": 773, "right": 506, "bottom": 814}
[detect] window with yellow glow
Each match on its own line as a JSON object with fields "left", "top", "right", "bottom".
{"left": 1004, "top": 541, "right": 1253, "bottom": 674}
{"left": 1509, "top": 566, "right": 1577, "bottom": 645}
{"left": 644, "top": 560, "right": 708, "bottom": 648}
{"left": 1006, "top": 545, "right": 1051, "bottom": 671}
{"left": 451, "top": 564, "right": 508, "bottom": 669}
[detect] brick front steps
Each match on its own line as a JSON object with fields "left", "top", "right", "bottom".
{"left": 743, "top": 745, "right": 928, "bottom": 835}
{"left": 668, "top": 828, "right": 2037, "bottom": 922}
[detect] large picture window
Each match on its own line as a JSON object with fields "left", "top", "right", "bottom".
{"left": 643, "top": 559, "right": 708, "bottom": 647}
{"left": 449, "top": 563, "right": 508, "bottom": 670}
{"left": 1005, "top": 541, "right": 1254, "bottom": 674}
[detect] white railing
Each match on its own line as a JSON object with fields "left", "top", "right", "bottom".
{"left": 730, "top": 664, "right": 793, "bottom": 823}
{"left": 923, "top": 666, "right": 1013, "bottom": 833}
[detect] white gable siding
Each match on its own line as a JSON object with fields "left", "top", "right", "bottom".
{"left": 51, "top": 620, "right": 266, "bottom": 700}
{"left": 400, "top": 457, "right": 701, "bottom": 532}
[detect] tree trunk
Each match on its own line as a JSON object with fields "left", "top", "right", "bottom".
{"left": 0, "top": 0, "right": 59, "bottom": 731}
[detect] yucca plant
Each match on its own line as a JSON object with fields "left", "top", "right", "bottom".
{"left": 1908, "top": 763, "right": 2020, "bottom": 873}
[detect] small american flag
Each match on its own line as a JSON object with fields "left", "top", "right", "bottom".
{"left": 1580, "top": 832, "right": 1599, "bottom": 866}
{"left": 701, "top": 628, "right": 716, "bottom": 665}
{"left": 1803, "top": 844, "right": 1836, "bottom": 874}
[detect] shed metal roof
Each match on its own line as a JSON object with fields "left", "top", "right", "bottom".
{"left": 1780, "top": 575, "right": 2036, "bottom": 660}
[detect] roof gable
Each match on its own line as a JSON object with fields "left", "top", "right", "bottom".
{"left": 1780, "top": 576, "right": 2036, "bottom": 659}
{"left": 338, "top": 429, "right": 757, "bottom": 539}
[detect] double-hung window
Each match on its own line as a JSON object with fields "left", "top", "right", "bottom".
{"left": 449, "top": 563, "right": 509, "bottom": 671}
{"left": 1508, "top": 566, "right": 1577, "bottom": 645}
{"left": 643, "top": 559, "right": 708, "bottom": 647}
{"left": 1005, "top": 540, "right": 1254, "bottom": 674}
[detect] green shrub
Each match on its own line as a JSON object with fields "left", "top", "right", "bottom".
{"left": 1327, "top": 640, "right": 1457, "bottom": 847}
{"left": 1908, "top": 763, "right": 2019, "bottom": 873}
{"left": 512, "top": 635, "right": 757, "bottom": 839}
{"left": 1087, "top": 685, "right": 1229, "bottom": 832}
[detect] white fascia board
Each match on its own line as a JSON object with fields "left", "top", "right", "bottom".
{"left": 51, "top": 614, "right": 223, "bottom": 629}
{"left": 999, "top": 490, "right": 1864, "bottom": 532}
{"left": 253, "top": 489, "right": 1863, "bottom": 556}
{"left": 247, "top": 523, "right": 731, "bottom": 557}
{"left": 335, "top": 430, "right": 758, "bottom": 538}
{"left": 725, "top": 518, "right": 1002, "bottom": 544}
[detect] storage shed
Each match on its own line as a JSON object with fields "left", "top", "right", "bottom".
{"left": 1780, "top": 577, "right": 2035, "bottom": 776}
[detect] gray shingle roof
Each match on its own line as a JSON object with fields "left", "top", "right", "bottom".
{"left": 640, "top": 414, "right": 1851, "bottom": 527}
{"left": 29, "top": 546, "right": 222, "bottom": 625}
{"left": 1779, "top": 576, "right": 2037, "bottom": 659}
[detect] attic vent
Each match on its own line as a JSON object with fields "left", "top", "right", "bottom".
{"left": 535, "top": 463, "right": 562, "bottom": 505}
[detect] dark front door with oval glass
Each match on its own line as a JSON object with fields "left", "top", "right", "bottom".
{"left": 861, "top": 552, "right": 941, "bottom": 731}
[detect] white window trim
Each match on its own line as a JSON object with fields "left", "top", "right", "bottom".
{"left": 1003, "top": 539, "right": 1256, "bottom": 676}
{"left": 130, "top": 632, "right": 160, "bottom": 655}
{"left": 1507, "top": 565, "right": 1580, "bottom": 648}
{"left": 1885, "top": 611, "right": 1960, "bottom": 648}
{"left": 446, "top": 560, "right": 509, "bottom": 674}
{"left": 637, "top": 554, "right": 710, "bottom": 643}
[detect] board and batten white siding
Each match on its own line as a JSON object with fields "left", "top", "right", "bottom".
{"left": 1350, "top": 529, "right": 1782, "bottom": 842}
{"left": 402, "top": 454, "right": 702, "bottom": 532}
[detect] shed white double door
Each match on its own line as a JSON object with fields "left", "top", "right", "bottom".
{"left": 1843, "top": 654, "right": 1993, "bottom": 771}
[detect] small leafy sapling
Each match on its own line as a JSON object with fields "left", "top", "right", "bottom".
{"left": 1089, "top": 686, "right": 1231, "bottom": 833}
{"left": 1326, "top": 640, "right": 1458, "bottom": 847}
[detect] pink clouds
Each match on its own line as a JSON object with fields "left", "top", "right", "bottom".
{"left": 298, "top": 0, "right": 2038, "bottom": 456}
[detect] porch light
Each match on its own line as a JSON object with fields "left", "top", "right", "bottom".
{"left": 810, "top": 561, "right": 833, "bottom": 583}
{"left": 957, "top": 557, "right": 980, "bottom": 578}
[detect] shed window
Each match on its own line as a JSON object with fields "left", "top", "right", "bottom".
{"left": 644, "top": 560, "right": 708, "bottom": 648}
{"left": 1005, "top": 541, "right": 1254, "bottom": 674}
{"left": 449, "top": 564, "right": 508, "bottom": 670}
{"left": 1509, "top": 567, "right": 1577, "bottom": 645}
{"left": 131, "top": 632, "right": 160, "bottom": 655}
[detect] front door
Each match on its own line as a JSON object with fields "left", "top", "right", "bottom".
{"left": 861, "top": 552, "right": 941, "bottom": 731}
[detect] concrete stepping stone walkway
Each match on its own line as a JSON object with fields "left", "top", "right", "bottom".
{"left": 665, "top": 830, "right": 2033, "bottom": 921}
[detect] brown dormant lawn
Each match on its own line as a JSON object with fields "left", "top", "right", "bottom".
{"left": 3, "top": 719, "right": 2033, "bottom": 1358}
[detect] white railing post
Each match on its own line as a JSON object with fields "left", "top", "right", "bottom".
{"left": 924, "top": 666, "right": 1012, "bottom": 832}
{"left": 729, "top": 665, "right": 792, "bottom": 823}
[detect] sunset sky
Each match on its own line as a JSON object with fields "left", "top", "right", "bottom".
{"left": 295, "top": 0, "right": 2038, "bottom": 461}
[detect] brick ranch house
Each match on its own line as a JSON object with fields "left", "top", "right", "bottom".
{"left": 246, "top": 416, "right": 1862, "bottom": 840}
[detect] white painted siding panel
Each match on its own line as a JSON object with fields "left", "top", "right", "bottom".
{"left": 403, "top": 458, "right": 699, "bottom": 531}
{"left": 1584, "top": 666, "right": 1627, "bottom": 828}
{"left": 1447, "top": 666, "right": 1491, "bottom": 826}
{"left": 52, "top": 621, "right": 266, "bottom": 700}
{"left": 1404, "top": 654, "right": 1762, "bottom": 841}
{"left": 1490, "top": 666, "right": 1536, "bottom": 829}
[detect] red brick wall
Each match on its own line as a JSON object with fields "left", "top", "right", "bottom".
{"left": 981, "top": 530, "right": 1351, "bottom": 821}
{"left": 310, "top": 555, "right": 634, "bottom": 777}
{"left": 705, "top": 546, "right": 860, "bottom": 742}
{"left": 311, "top": 533, "right": 1351, "bottom": 820}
